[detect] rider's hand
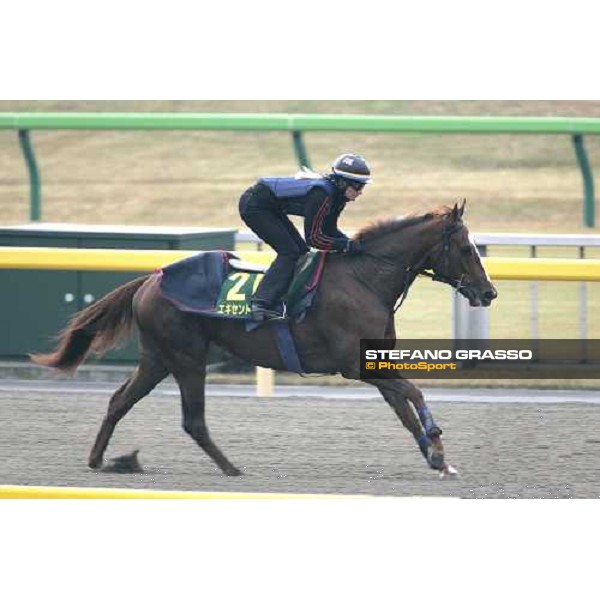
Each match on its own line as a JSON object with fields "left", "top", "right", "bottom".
{"left": 344, "top": 239, "right": 363, "bottom": 254}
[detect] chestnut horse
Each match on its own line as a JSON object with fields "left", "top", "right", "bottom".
{"left": 32, "top": 203, "right": 497, "bottom": 477}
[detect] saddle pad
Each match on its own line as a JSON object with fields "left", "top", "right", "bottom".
{"left": 159, "top": 250, "right": 233, "bottom": 314}
{"left": 159, "top": 249, "right": 327, "bottom": 320}
{"left": 215, "top": 271, "right": 264, "bottom": 318}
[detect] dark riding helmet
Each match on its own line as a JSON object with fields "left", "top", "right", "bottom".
{"left": 331, "top": 153, "right": 372, "bottom": 184}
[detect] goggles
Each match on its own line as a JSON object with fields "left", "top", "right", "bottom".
{"left": 346, "top": 180, "right": 366, "bottom": 191}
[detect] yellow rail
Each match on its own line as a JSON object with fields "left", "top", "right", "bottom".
{"left": 1, "top": 247, "right": 600, "bottom": 281}
{"left": 0, "top": 247, "right": 271, "bottom": 271}
{"left": 0, "top": 484, "right": 365, "bottom": 500}
{"left": 482, "top": 256, "right": 600, "bottom": 281}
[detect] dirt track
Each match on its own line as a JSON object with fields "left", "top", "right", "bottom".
{"left": 1, "top": 388, "right": 598, "bottom": 498}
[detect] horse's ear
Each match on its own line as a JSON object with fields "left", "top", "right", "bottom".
{"left": 451, "top": 199, "right": 466, "bottom": 222}
{"left": 451, "top": 203, "right": 460, "bottom": 222}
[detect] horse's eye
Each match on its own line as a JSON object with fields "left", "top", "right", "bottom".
{"left": 461, "top": 246, "right": 473, "bottom": 256}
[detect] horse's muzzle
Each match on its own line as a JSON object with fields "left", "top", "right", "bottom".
{"left": 481, "top": 287, "right": 498, "bottom": 307}
{"left": 460, "top": 284, "right": 498, "bottom": 307}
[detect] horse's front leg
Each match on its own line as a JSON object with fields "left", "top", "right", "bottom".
{"left": 328, "top": 316, "right": 456, "bottom": 475}
{"left": 394, "top": 379, "right": 443, "bottom": 453}
{"left": 392, "top": 379, "right": 457, "bottom": 476}
{"left": 364, "top": 378, "right": 457, "bottom": 476}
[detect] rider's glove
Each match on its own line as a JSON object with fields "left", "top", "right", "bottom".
{"left": 344, "top": 239, "right": 363, "bottom": 254}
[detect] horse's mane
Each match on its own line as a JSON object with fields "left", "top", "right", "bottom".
{"left": 354, "top": 206, "right": 454, "bottom": 243}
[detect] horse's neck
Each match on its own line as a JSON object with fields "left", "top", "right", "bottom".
{"left": 357, "top": 220, "right": 442, "bottom": 306}
{"left": 366, "top": 219, "right": 441, "bottom": 267}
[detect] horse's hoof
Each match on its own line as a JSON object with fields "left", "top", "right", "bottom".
{"left": 439, "top": 464, "right": 459, "bottom": 479}
{"left": 102, "top": 450, "right": 144, "bottom": 473}
{"left": 428, "top": 449, "right": 445, "bottom": 471}
{"left": 224, "top": 467, "right": 243, "bottom": 477}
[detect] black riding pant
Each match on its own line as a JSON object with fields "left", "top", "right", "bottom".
{"left": 239, "top": 186, "right": 308, "bottom": 305}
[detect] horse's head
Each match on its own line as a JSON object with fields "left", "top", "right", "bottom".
{"left": 427, "top": 201, "right": 498, "bottom": 307}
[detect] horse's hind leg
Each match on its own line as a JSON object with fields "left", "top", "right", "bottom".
{"left": 88, "top": 356, "right": 168, "bottom": 469}
{"left": 173, "top": 364, "right": 242, "bottom": 477}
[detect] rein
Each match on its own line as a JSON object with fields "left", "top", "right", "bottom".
{"left": 360, "top": 220, "right": 467, "bottom": 313}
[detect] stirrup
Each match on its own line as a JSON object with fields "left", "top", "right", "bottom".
{"left": 251, "top": 301, "right": 287, "bottom": 322}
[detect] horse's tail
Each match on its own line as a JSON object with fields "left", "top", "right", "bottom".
{"left": 30, "top": 275, "right": 149, "bottom": 372}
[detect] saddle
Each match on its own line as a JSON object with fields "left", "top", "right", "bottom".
{"left": 158, "top": 250, "right": 326, "bottom": 322}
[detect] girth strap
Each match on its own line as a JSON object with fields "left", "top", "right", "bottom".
{"left": 273, "top": 322, "right": 303, "bottom": 373}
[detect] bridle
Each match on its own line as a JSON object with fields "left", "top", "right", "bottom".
{"left": 362, "top": 219, "right": 469, "bottom": 313}
{"left": 396, "top": 220, "right": 470, "bottom": 312}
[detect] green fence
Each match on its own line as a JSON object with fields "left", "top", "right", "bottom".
{"left": 0, "top": 112, "right": 598, "bottom": 226}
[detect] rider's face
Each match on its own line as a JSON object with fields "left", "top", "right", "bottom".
{"left": 343, "top": 180, "right": 365, "bottom": 202}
